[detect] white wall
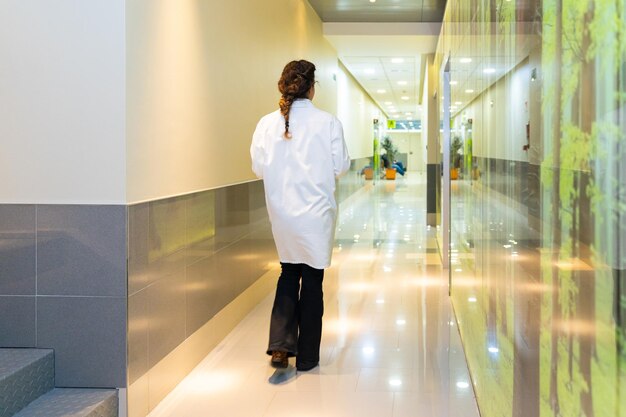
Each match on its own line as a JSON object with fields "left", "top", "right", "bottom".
{"left": 126, "top": 0, "right": 343, "bottom": 203}
{"left": 0, "top": 0, "right": 377, "bottom": 205}
{"left": 336, "top": 63, "right": 384, "bottom": 160}
{"left": 455, "top": 60, "right": 530, "bottom": 162}
{"left": 387, "top": 132, "right": 425, "bottom": 172}
{"left": 0, "top": 1, "right": 126, "bottom": 204}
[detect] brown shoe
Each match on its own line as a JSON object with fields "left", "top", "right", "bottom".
{"left": 271, "top": 351, "right": 288, "bottom": 369}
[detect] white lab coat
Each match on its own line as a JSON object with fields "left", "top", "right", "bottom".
{"left": 250, "top": 99, "right": 351, "bottom": 269}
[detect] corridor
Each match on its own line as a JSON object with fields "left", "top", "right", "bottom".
{"left": 147, "top": 174, "right": 480, "bottom": 417}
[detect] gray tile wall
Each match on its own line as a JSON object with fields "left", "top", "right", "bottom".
{"left": 127, "top": 180, "right": 276, "bottom": 386}
{"left": 0, "top": 204, "right": 127, "bottom": 388}
{"left": 1, "top": 176, "right": 363, "bottom": 391}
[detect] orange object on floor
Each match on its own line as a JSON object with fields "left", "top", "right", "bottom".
{"left": 386, "top": 168, "right": 396, "bottom": 180}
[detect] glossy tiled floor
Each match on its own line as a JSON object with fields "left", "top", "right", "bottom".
{"left": 148, "top": 173, "right": 480, "bottom": 417}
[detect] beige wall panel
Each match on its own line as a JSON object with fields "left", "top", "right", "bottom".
{"left": 126, "top": 0, "right": 340, "bottom": 203}
{"left": 0, "top": 1, "right": 126, "bottom": 204}
{"left": 336, "top": 63, "right": 383, "bottom": 159}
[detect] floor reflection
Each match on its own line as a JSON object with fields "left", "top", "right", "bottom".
{"left": 148, "top": 173, "right": 479, "bottom": 417}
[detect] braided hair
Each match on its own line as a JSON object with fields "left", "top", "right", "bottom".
{"left": 278, "top": 60, "right": 316, "bottom": 139}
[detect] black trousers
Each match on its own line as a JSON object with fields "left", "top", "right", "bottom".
{"left": 267, "top": 262, "right": 324, "bottom": 368}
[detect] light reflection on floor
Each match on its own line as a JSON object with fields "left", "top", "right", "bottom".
{"left": 148, "top": 173, "right": 480, "bottom": 417}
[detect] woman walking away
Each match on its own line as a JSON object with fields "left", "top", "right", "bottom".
{"left": 250, "top": 59, "right": 350, "bottom": 372}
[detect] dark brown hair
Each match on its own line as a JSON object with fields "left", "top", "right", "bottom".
{"left": 278, "top": 60, "right": 316, "bottom": 139}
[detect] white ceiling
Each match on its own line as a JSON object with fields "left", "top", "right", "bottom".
{"left": 307, "top": 1, "right": 445, "bottom": 126}
{"left": 323, "top": 23, "right": 440, "bottom": 124}
{"left": 311, "top": 2, "right": 541, "bottom": 128}
{"left": 341, "top": 55, "right": 421, "bottom": 123}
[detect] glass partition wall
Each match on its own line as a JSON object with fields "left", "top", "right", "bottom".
{"left": 438, "top": 0, "right": 626, "bottom": 416}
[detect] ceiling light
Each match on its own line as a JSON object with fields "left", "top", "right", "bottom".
{"left": 370, "top": 0, "right": 376, "bottom": 3}
{"left": 384, "top": 101, "right": 393, "bottom": 105}
{"left": 364, "top": 68, "right": 375, "bottom": 74}
{"left": 483, "top": 68, "right": 496, "bottom": 74}
{"left": 391, "top": 58, "right": 404, "bottom": 64}
{"left": 397, "top": 81, "right": 407, "bottom": 86}
{"left": 455, "top": 101, "right": 462, "bottom": 105}
{"left": 377, "top": 89, "right": 386, "bottom": 94}
{"left": 405, "top": 112, "right": 412, "bottom": 115}
{"left": 401, "top": 96, "right": 410, "bottom": 100}
{"left": 450, "top": 80, "right": 458, "bottom": 85}
{"left": 465, "top": 89, "right": 474, "bottom": 93}
{"left": 459, "top": 58, "right": 472, "bottom": 63}
{"left": 456, "top": 381, "right": 470, "bottom": 389}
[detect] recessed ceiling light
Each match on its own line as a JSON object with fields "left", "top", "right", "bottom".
{"left": 370, "top": 0, "right": 376, "bottom": 3}
{"left": 391, "top": 58, "right": 404, "bottom": 64}
{"left": 450, "top": 80, "right": 458, "bottom": 85}
{"left": 364, "top": 68, "right": 375, "bottom": 74}
{"left": 377, "top": 89, "right": 386, "bottom": 94}
{"left": 401, "top": 96, "right": 410, "bottom": 100}
{"left": 397, "top": 81, "right": 408, "bottom": 86}
{"left": 460, "top": 58, "right": 472, "bottom": 63}
{"left": 455, "top": 101, "right": 462, "bottom": 105}
{"left": 483, "top": 68, "right": 496, "bottom": 74}
{"left": 465, "top": 89, "right": 474, "bottom": 93}
{"left": 384, "top": 101, "right": 393, "bottom": 105}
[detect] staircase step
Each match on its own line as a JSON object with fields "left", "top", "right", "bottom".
{"left": 0, "top": 348, "right": 54, "bottom": 417}
{"left": 13, "top": 388, "right": 117, "bottom": 417}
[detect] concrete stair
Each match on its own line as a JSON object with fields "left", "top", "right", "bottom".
{"left": 0, "top": 349, "right": 117, "bottom": 417}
